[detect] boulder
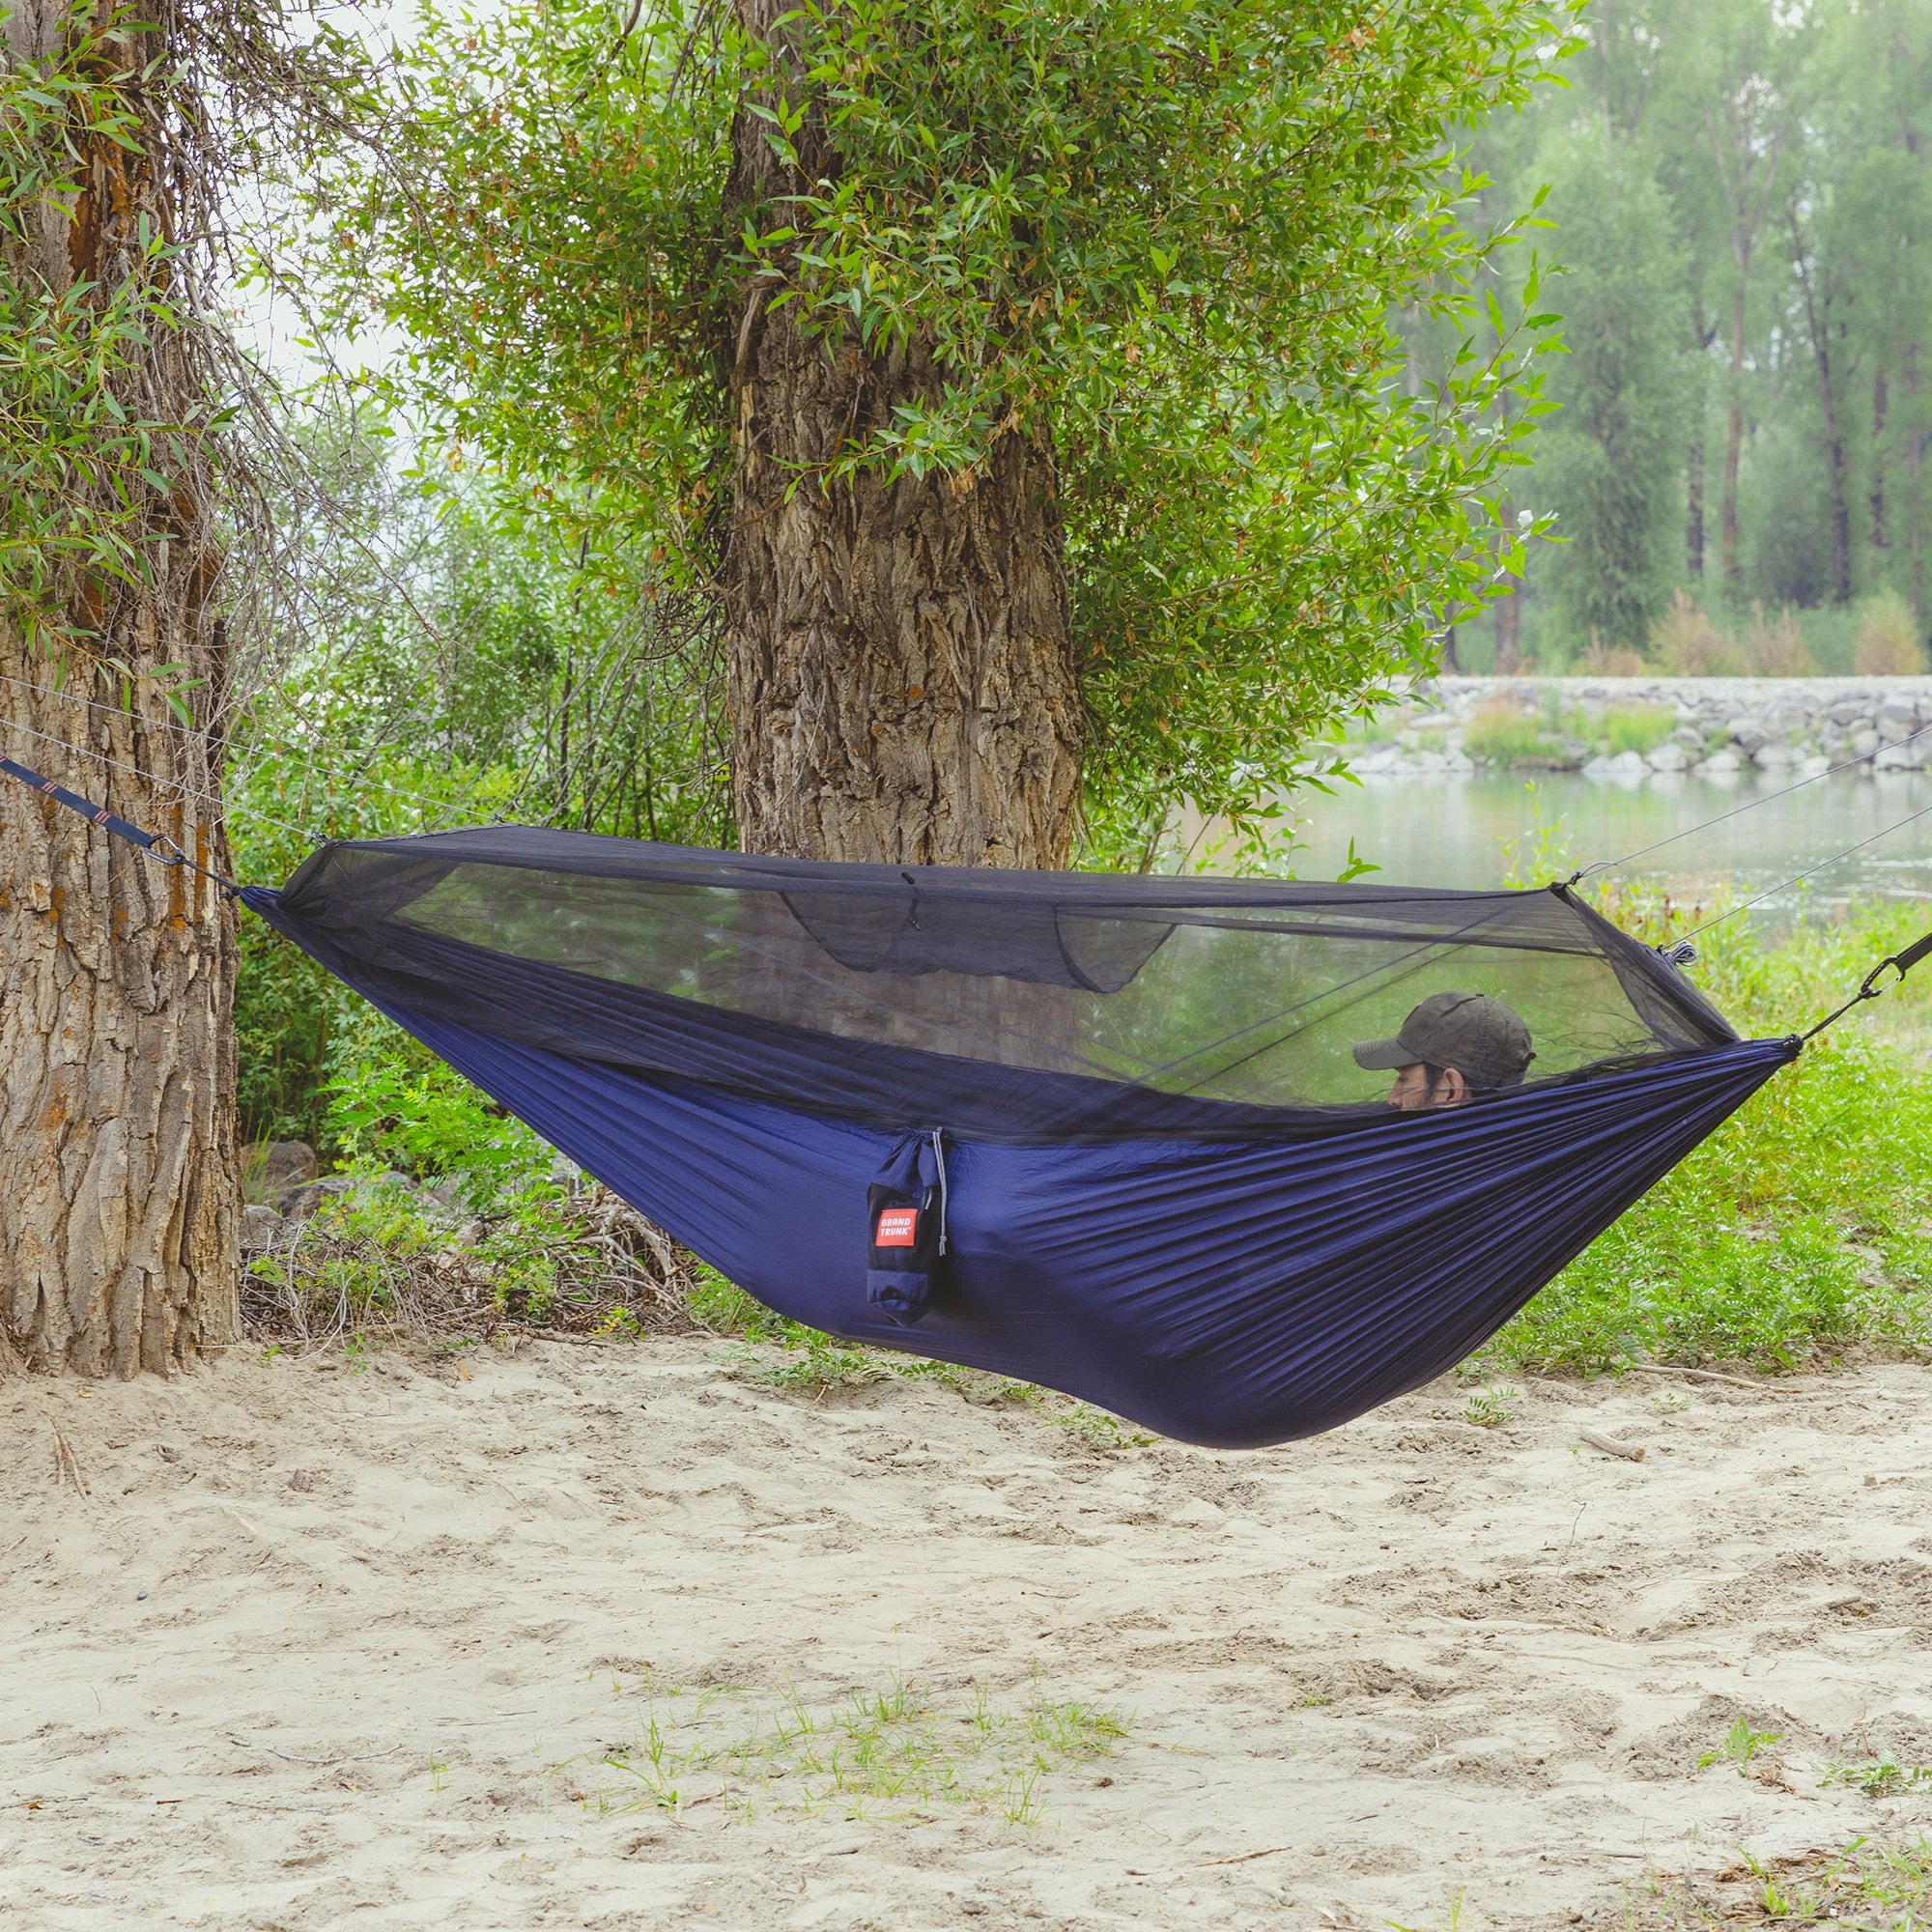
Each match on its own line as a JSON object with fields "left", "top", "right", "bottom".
{"left": 241, "top": 1140, "right": 319, "bottom": 1211}
{"left": 1829, "top": 698, "right": 1875, "bottom": 726}
{"left": 1875, "top": 742, "right": 1921, "bottom": 773}
{"left": 1878, "top": 697, "right": 1921, "bottom": 744}
{"left": 1852, "top": 727, "right": 1882, "bottom": 760}
{"left": 1728, "top": 719, "right": 1768, "bottom": 755}
{"left": 1753, "top": 741, "right": 1796, "bottom": 769}
{"left": 1646, "top": 741, "right": 1692, "bottom": 773}
{"left": 240, "top": 1204, "right": 285, "bottom": 1255}
{"left": 1696, "top": 747, "right": 1744, "bottom": 776}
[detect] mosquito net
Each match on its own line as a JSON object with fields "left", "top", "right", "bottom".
{"left": 262, "top": 826, "right": 1738, "bottom": 1144}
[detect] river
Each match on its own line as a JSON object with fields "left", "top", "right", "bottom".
{"left": 1286, "top": 767, "right": 1932, "bottom": 919}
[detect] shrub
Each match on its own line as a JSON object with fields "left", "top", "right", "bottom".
{"left": 1598, "top": 705, "right": 1675, "bottom": 755}
{"left": 1742, "top": 605, "right": 1817, "bottom": 676}
{"left": 1650, "top": 589, "right": 1744, "bottom": 675}
{"left": 1463, "top": 698, "right": 1559, "bottom": 764}
{"left": 1853, "top": 589, "right": 1926, "bottom": 674}
{"left": 1574, "top": 640, "right": 1650, "bottom": 676}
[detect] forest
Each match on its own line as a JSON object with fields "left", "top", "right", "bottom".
{"left": 1443, "top": 0, "right": 1932, "bottom": 673}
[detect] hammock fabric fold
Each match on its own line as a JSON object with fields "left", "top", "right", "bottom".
{"left": 242, "top": 828, "right": 1798, "bottom": 1448}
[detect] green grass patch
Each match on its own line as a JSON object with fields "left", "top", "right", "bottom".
{"left": 1479, "top": 886, "right": 1932, "bottom": 1379}
{"left": 548, "top": 1672, "right": 1127, "bottom": 1825}
{"left": 1592, "top": 704, "right": 1675, "bottom": 755}
{"left": 1463, "top": 705, "right": 1563, "bottom": 765}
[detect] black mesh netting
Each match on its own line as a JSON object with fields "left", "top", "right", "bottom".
{"left": 256, "top": 827, "right": 1741, "bottom": 1144}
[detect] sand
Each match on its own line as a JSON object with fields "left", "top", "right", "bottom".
{"left": 7, "top": 1339, "right": 1932, "bottom": 1929}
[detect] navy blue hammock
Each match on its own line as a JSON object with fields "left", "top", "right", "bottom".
{"left": 213, "top": 823, "right": 1816, "bottom": 1451}
{"left": 11, "top": 751, "right": 1896, "bottom": 1449}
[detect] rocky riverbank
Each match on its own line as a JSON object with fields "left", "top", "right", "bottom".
{"left": 1347, "top": 675, "right": 1932, "bottom": 780}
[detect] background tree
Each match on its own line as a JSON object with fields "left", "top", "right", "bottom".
{"left": 1532, "top": 127, "right": 1687, "bottom": 652}
{"left": 1435, "top": 0, "right": 1932, "bottom": 668}
{"left": 302, "top": 0, "right": 1570, "bottom": 867}
{"left": 1, "top": 0, "right": 242, "bottom": 1374}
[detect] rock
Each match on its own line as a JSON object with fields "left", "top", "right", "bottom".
{"left": 1728, "top": 720, "right": 1768, "bottom": 755}
{"left": 240, "top": 1204, "right": 285, "bottom": 1254}
{"left": 286, "top": 1175, "right": 360, "bottom": 1222}
{"left": 1608, "top": 749, "right": 1648, "bottom": 778}
{"left": 1696, "top": 748, "right": 1743, "bottom": 776}
{"left": 1829, "top": 698, "right": 1875, "bottom": 726}
{"left": 1875, "top": 742, "right": 1920, "bottom": 772}
{"left": 1753, "top": 741, "right": 1795, "bottom": 769}
{"left": 241, "top": 1140, "right": 319, "bottom": 1210}
{"left": 1879, "top": 697, "right": 1921, "bottom": 744}
{"left": 1670, "top": 724, "right": 1705, "bottom": 749}
{"left": 1852, "top": 727, "right": 1882, "bottom": 760}
{"left": 1645, "top": 742, "right": 1691, "bottom": 773}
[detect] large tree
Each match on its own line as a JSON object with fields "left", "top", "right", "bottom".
{"left": 1, "top": 0, "right": 238, "bottom": 1372}
{"left": 307, "top": 0, "right": 1567, "bottom": 867}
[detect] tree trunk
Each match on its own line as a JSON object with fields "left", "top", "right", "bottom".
{"left": 1722, "top": 277, "right": 1747, "bottom": 605}
{"left": 0, "top": 2, "right": 239, "bottom": 1376}
{"left": 1687, "top": 296, "right": 1714, "bottom": 584}
{"left": 1492, "top": 574, "right": 1521, "bottom": 672}
{"left": 1788, "top": 212, "right": 1852, "bottom": 606}
{"left": 721, "top": 0, "right": 1081, "bottom": 869}
{"left": 1871, "top": 366, "right": 1889, "bottom": 555}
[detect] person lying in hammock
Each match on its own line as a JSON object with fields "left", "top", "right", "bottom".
{"left": 1352, "top": 991, "right": 1535, "bottom": 1111}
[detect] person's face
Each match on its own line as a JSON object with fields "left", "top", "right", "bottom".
{"left": 1387, "top": 1063, "right": 1471, "bottom": 1111}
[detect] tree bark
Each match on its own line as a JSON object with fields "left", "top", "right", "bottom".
{"left": 721, "top": 0, "right": 1082, "bottom": 869}
{"left": 0, "top": 0, "right": 239, "bottom": 1376}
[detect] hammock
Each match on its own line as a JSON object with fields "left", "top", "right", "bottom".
{"left": 228, "top": 825, "right": 1804, "bottom": 1448}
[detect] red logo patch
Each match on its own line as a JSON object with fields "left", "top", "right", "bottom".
{"left": 874, "top": 1207, "right": 919, "bottom": 1249}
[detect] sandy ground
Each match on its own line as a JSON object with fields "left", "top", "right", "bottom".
{"left": 8, "top": 1340, "right": 1932, "bottom": 1930}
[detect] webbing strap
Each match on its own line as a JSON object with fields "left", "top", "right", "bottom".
{"left": 0, "top": 755, "right": 236, "bottom": 894}
{"left": 1803, "top": 927, "right": 1932, "bottom": 1042}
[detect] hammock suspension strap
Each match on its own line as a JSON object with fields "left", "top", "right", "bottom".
{"left": 0, "top": 755, "right": 239, "bottom": 896}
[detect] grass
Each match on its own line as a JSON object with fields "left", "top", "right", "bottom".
{"left": 1477, "top": 884, "right": 1932, "bottom": 1380}
{"left": 1608, "top": 1835, "right": 1932, "bottom": 1928}
{"left": 546, "top": 1671, "right": 1127, "bottom": 1826}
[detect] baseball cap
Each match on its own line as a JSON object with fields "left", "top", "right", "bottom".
{"left": 1352, "top": 991, "right": 1535, "bottom": 1093}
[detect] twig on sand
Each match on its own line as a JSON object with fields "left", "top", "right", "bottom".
{"left": 1577, "top": 1429, "right": 1646, "bottom": 1463}
{"left": 1622, "top": 1363, "right": 1785, "bottom": 1393}
{"left": 50, "top": 1425, "right": 89, "bottom": 1495}
{"left": 225, "top": 1737, "right": 404, "bottom": 1768}
{"left": 1127, "top": 1845, "right": 1294, "bottom": 1877}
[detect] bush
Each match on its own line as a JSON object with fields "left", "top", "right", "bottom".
{"left": 1463, "top": 699, "right": 1561, "bottom": 764}
{"left": 1597, "top": 705, "right": 1674, "bottom": 755}
{"left": 1853, "top": 589, "right": 1926, "bottom": 674}
{"left": 1741, "top": 605, "right": 1817, "bottom": 676}
{"left": 1650, "top": 589, "right": 1744, "bottom": 675}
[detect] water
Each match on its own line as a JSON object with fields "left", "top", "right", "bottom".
{"left": 1287, "top": 769, "right": 1932, "bottom": 919}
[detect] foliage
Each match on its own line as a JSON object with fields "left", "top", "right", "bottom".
{"left": 0, "top": 12, "right": 232, "bottom": 646}
{"left": 1699, "top": 1716, "right": 1781, "bottom": 1775}
{"left": 291, "top": 0, "right": 1577, "bottom": 839}
{"left": 1442, "top": 0, "right": 1932, "bottom": 668}
{"left": 1854, "top": 588, "right": 1926, "bottom": 675}
{"left": 1530, "top": 124, "right": 1689, "bottom": 653}
{"left": 225, "top": 417, "right": 731, "bottom": 1144}
{"left": 327, "top": 1053, "right": 553, "bottom": 1212}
